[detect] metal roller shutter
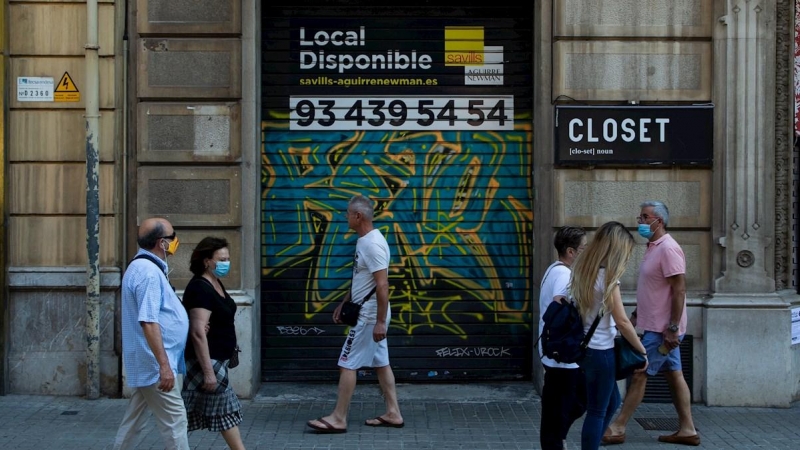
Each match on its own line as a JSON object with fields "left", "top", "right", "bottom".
{"left": 261, "top": 2, "right": 534, "bottom": 382}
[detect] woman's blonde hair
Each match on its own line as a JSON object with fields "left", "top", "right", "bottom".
{"left": 569, "top": 221, "right": 635, "bottom": 317}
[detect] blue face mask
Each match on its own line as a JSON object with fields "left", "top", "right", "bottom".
{"left": 213, "top": 261, "right": 231, "bottom": 278}
{"left": 638, "top": 223, "right": 654, "bottom": 239}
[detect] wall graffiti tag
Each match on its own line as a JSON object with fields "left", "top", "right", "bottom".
{"left": 276, "top": 326, "right": 326, "bottom": 336}
{"left": 435, "top": 347, "right": 511, "bottom": 358}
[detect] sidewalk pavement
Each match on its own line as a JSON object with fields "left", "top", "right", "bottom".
{"left": 0, "top": 382, "right": 798, "bottom": 449}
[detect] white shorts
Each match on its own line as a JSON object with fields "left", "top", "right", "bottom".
{"left": 338, "top": 320, "right": 390, "bottom": 370}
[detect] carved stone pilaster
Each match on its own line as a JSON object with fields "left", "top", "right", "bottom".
{"left": 774, "top": 0, "right": 792, "bottom": 291}
{"left": 715, "top": 0, "right": 776, "bottom": 293}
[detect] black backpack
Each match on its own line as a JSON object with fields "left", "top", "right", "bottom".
{"left": 540, "top": 299, "right": 601, "bottom": 364}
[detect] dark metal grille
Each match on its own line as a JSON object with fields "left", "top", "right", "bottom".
{"left": 635, "top": 417, "right": 680, "bottom": 431}
{"left": 641, "top": 335, "right": 694, "bottom": 403}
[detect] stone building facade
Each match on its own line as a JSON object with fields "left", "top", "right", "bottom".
{"left": 1, "top": 0, "right": 798, "bottom": 407}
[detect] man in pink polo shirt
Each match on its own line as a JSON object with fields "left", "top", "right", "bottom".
{"left": 602, "top": 201, "right": 699, "bottom": 447}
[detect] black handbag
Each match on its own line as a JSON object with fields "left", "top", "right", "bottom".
{"left": 340, "top": 287, "right": 376, "bottom": 327}
{"left": 614, "top": 336, "right": 647, "bottom": 380}
{"left": 228, "top": 345, "right": 241, "bottom": 369}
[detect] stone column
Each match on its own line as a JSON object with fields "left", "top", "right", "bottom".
{"left": 714, "top": 0, "right": 776, "bottom": 293}
{"left": 706, "top": 0, "right": 793, "bottom": 407}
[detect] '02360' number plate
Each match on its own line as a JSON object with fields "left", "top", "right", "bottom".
{"left": 289, "top": 96, "right": 514, "bottom": 131}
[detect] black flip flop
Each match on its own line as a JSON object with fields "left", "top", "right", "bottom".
{"left": 365, "top": 416, "right": 405, "bottom": 428}
{"left": 307, "top": 417, "right": 347, "bottom": 434}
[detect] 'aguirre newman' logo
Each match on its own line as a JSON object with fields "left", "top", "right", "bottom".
{"left": 444, "top": 26, "right": 504, "bottom": 86}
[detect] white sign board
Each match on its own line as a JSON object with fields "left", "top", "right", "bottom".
{"left": 17, "top": 77, "right": 54, "bottom": 102}
{"left": 464, "top": 46, "right": 504, "bottom": 86}
{"left": 792, "top": 307, "right": 800, "bottom": 345}
{"left": 290, "top": 95, "right": 514, "bottom": 131}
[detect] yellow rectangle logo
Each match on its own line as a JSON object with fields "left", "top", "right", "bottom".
{"left": 445, "top": 26, "right": 485, "bottom": 66}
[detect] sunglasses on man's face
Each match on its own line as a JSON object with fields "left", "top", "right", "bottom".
{"left": 160, "top": 232, "right": 176, "bottom": 241}
{"left": 636, "top": 214, "right": 658, "bottom": 224}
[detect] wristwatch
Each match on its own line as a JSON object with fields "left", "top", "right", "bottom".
{"left": 667, "top": 323, "right": 679, "bottom": 333}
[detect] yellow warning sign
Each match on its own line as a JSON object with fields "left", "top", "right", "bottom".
{"left": 54, "top": 72, "right": 80, "bottom": 102}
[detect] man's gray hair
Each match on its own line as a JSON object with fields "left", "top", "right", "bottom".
{"left": 349, "top": 194, "right": 374, "bottom": 217}
{"left": 640, "top": 200, "right": 669, "bottom": 227}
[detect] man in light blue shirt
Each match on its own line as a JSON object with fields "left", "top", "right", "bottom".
{"left": 113, "top": 218, "right": 190, "bottom": 450}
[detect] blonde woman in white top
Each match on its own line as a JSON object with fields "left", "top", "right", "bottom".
{"left": 569, "top": 221, "right": 648, "bottom": 450}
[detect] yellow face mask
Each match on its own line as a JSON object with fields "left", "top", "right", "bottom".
{"left": 162, "top": 235, "right": 179, "bottom": 256}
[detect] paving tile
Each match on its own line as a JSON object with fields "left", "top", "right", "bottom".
{"left": 0, "top": 384, "right": 799, "bottom": 449}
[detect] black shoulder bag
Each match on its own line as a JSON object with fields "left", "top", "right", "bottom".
{"left": 340, "top": 287, "right": 376, "bottom": 327}
{"left": 130, "top": 253, "right": 175, "bottom": 291}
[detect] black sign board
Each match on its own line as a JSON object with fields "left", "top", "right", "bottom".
{"left": 555, "top": 105, "right": 713, "bottom": 166}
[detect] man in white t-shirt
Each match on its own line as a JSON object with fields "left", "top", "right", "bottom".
{"left": 307, "top": 194, "right": 404, "bottom": 434}
{"left": 538, "top": 226, "right": 587, "bottom": 450}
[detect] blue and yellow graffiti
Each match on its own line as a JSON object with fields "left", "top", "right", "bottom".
{"left": 261, "top": 121, "right": 533, "bottom": 336}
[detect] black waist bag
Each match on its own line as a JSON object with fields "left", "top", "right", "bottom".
{"left": 340, "top": 287, "right": 376, "bottom": 327}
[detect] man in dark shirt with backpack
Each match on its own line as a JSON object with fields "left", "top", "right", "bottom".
{"left": 538, "top": 226, "right": 587, "bottom": 450}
